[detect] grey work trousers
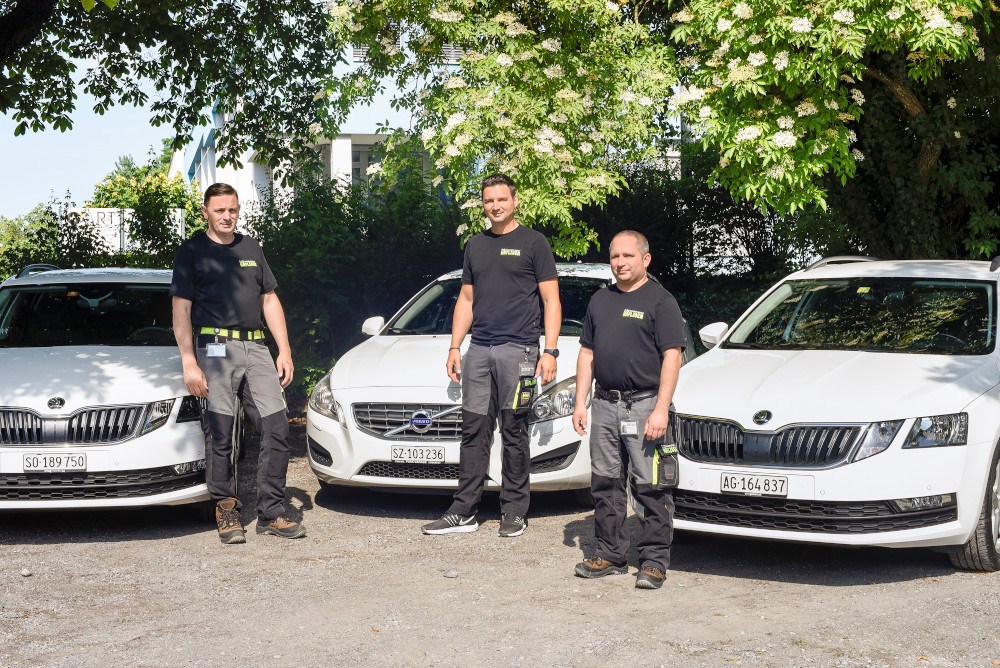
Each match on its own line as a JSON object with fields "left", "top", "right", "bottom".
{"left": 196, "top": 337, "right": 290, "bottom": 521}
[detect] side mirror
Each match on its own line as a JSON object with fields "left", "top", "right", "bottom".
{"left": 699, "top": 322, "right": 729, "bottom": 349}
{"left": 361, "top": 316, "right": 385, "bottom": 336}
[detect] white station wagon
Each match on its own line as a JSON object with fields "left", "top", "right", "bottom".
{"left": 0, "top": 266, "right": 212, "bottom": 511}
{"left": 672, "top": 257, "right": 1000, "bottom": 571}
{"left": 307, "top": 263, "right": 696, "bottom": 503}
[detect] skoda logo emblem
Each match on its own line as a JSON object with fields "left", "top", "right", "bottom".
{"left": 47, "top": 397, "right": 65, "bottom": 410}
{"left": 409, "top": 410, "right": 433, "bottom": 434}
{"left": 752, "top": 410, "right": 772, "bottom": 425}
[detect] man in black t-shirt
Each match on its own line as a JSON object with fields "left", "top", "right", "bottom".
{"left": 171, "top": 183, "right": 305, "bottom": 544}
{"left": 571, "top": 230, "right": 685, "bottom": 589}
{"left": 422, "top": 174, "right": 562, "bottom": 538}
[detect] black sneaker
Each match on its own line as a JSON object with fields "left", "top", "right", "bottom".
{"left": 256, "top": 516, "right": 307, "bottom": 539}
{"left": 635, "top": 565, "right": 666, "bottom": 589}
{"left": 421, "top": 513, "right": 479, "bottom": 535}
{"left": 575, "top": 556, "right": 628, "bottom": 578}
{"left": 215, "top": 498, "right": 246, "bottom": 545}
{"left": 498, "top": 514, "right": 526, "bottom": 537}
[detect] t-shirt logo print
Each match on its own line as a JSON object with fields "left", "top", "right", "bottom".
{"left": 622, "top": 308, "right": 645, "bottom": 320}
{"left": 239, "top": 260, "right": 258, "bottom": 268}
{"left": 499, "top": 248, "right": 521, "bottom": 257}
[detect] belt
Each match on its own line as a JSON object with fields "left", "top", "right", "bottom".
{"left": 595, "top": 386, "right": 658, "bottom": 403}
{"left": 198, "top": 327, "right": 265, "bottom": 341}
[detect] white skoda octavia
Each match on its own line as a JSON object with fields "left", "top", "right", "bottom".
{"left": 0, "top": 266, "right": 210, "bottom": 510}
{"left": 307, "top": 264, "right": 695, "bottom": 504}
{"left": 672, "top": 257, "right": 1000, "bottom": 570}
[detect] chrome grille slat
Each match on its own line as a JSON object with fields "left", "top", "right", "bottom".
{"left": 0, "top": 409, "right": 43, "bottom": 445}
{"left": 67, "top": 405, "right": 144, "bottom": 444}
{"left": 677, "top": 416, "right": 861, "bottom": 468}
{"left": 353, "top": 403, "right": 462, "bottom": 441}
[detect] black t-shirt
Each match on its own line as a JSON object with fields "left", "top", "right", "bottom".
{"left": 169, "top": 232, "right": 277, "bottom": 329}
{"left": 462, "top": 225, "right": 558, "bottom": 346}
{"left": 580, "top": 279, "right": 686, "bottom": 391}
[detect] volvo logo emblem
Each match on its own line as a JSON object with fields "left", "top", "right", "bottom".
{"left": 47, "top": 397, "right": 65, "bottom": 410}
{"left": 409, "top": 410, "right": 433, "bottom": 434}
{"left": 752, "top": 410, "right": 772, "bottom": 425}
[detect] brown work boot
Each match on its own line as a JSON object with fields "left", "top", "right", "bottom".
{"left": 574, "top": 556, "right": 628, "bottom": 578}
{"left": 635, "top": 565, "right": 666, "bottom": 589}
{"left": 256, "top": 516, "right": 307, "bottom": 539}
{"left": 215, "top": 498, "right": 246, "bottom": 544}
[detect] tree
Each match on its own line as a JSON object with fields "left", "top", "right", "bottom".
{"left": 0, "top": 196, "right": 108, "bottom": 279}
{"left": 1, "top": 0, "right": 344, "bottom": 167}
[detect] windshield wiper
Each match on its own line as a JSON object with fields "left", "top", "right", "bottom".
{"left": 385, "top": 327, "right": 419, "bottom": 334}
{"left": 722, "top": 341, "right": 767, "bottom": 349}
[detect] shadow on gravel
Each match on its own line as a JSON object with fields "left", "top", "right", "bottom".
{"left": 561, "top": 514, "right": 956, "bottom": 585}
{"left": 0, "top": 506, "right": 211, "bottom": 545}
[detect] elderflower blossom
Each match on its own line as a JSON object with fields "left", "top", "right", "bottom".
{"left": 444, "top": 112, "right": 466, "bottom": 131}
{"left": 887, "top": 7, "right": 903, "bottom": 20}
{"left": 729, "top": 65, "right": 756, "bottom": 82}
{"left": 516, "top": 51, "right": 534, "bottom": 61}
{"left": 444, "top": 76, "right": 467, "bottom": 89}
{"left": 621, "top": 91, "right": 637, "bottom": 102}
{"left": 699, "top": 106, "right": 712, "bottom": 118}
{"left": 847, "top": 129, "right": 857, "bottom": 143}
{"left": 947, "top": 97, "right": 957, "bottom": 109}
{"left": 460, "top": 198, "right": 481, "bottom": 210}
{"left": 493, "top": 12, "right": 517, "bottom": 24}
{"left": 580, "top": 142, "right": 593, "bottom": 153}
{"left": 606, "top": 0, "right": 618, "bottom": 12}
{"left": 777, "top": 116, "right": 794, "bottom": 129}
{"left": 733, "top": 2, "right": 753, "bottom": 19}
{"left": 772, "top": 131, "right": 797, "bottom": 148}
{"left": 748, "top": 34, "right": 764, "bottom": 45}
{"left": 541, "top": 38, "right": 561, "bottom": 52}
{"left": 639, "top": 96, "right": 654, "bottom": 107}
{"left": 556, "top": 88, "right": 579, "bottom": 100}
{"left": 767, "top": 164, "right": 786, "bottom": 179}
{"left": 796, "top": 100, "right": 818, "bottom": 116}
{"left": 308, "top": 122, "right": 322, "bottom": 135}
{"left": 851, "top": 89, "right": 865, "bottom": 105}
{"left": 672, "top": 7, "right": 695, "bottom": 22}
{"left": 748, "top": 52, "right": 768, "bottom": 67}
{"left": 496, "top": 54, "right": 514, "bottom": 67}
{"left": 454, "top": 133, "right": 471, "bottom": 147}
{"left": 833, "top": 9, "right": 854, "bottom": 23}
{"left": 735, "top": 125, "right": 762, "bottom": 142}
{"left": 955, "top": 131, "right": 962, "bottom": 139}
{"left": 824, "top": 100, "right": 840, "bottom": 110}
{"left": 445, "top": 145, "right": 461, "bottom": 157}
{"left": 365, "top": 162, "right": 382, "bottom": 176}
{"left": 432, "top": 175, "right": 444, "bottom": 187}
{"left": 429, "top": 8, "right": 463, "bottom": 22}
{"left": 421, "top": 127, "right": 436, "bottom": 142}
{"left": 976, "top": 47, "right": 986, "bottom": 61}
{"left": 554, "top": 149, "right": 573, "bottom": 162}
{"left": 554, "top": 177, "right": 567, "bottom": 189}
{"left": 838, "top": 112, "right": 856, "bottom": 122}
{"left": 506, "top": 21, "right": 529, "bottom": 37}
{"left": 790, "top": 17, "right": 812, "bottom": 33}
{"left": 773, "top": 51, "right": 789, "bottom": 70}
{"left": 717, "top": 18, "right": 733, "bottom": 31}
{"left": 544, "top": 64, "right": 564, "bottom": 78}
{"left": 549, "top": 112, "right": 568, "bottom": 123}
{"left": 852, "top": 148, "right": 864, "bottom": 162}
{"left": 924, "top": 10, "right": 950, "bottom": 30}
{"left": 496, "top": 117, "right": 513, "bottom": 128}
{"left": 474, "top": 95, "right": 493, "bottom": 108}
{"left": 455, "top": 223, "right": 468, "bottom": 236}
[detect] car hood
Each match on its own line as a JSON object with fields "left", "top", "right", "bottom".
{"left": 0, "top": 347, "right": 185, "bottom": 415}
{"left": 675, "top": 349, "right": 1000, "bottom": 427}
{"left": 330, "top": 335, "right": 578, "bottom": 390}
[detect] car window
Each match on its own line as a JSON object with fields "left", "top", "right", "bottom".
{"left": 384, "top": 276, "right": 610, "bottom": 336}
{"left": 726, "top": 278, "right": 995, "bottom": 355}
{"left": 0, "top": 283, "right": 175, "bottom": 347}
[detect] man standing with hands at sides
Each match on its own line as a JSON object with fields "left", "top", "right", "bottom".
{"left": 571, "top": 230, "right": 685, "bottom": 589}
{"left": 422, "top": 174, "right": 562, "bottom": 538}
{"left": 171, "top": 182, "right": 305, "bottom": 545}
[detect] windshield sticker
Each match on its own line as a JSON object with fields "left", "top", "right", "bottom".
{"left": 857, "top": 286, "right": 871, "bottom": 294}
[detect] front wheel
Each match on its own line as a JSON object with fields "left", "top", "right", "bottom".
{"left": 950, "top": 445, "right": 1000, "bottom": 571}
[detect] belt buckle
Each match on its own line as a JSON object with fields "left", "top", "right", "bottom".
{"left": 607, "top": 390, "right": 623, "bottom": 402}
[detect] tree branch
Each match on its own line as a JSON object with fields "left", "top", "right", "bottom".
{"left": 0, "top": 0, "right": 59, "bottom": 69}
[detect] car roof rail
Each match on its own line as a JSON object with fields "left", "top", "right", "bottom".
{"left": 804, "top": 256, "right": 880, "bottom": 271}
{"left": 16, "top": 263, "right": 62, "bottom": 278}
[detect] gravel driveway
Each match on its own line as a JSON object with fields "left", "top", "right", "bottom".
{"left": 3, "top": 419, "right": 999, "bottom": 667}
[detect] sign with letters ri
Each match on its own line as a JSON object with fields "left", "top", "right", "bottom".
{"left": 69, "top": 208, "right": 185, "bottom": 251}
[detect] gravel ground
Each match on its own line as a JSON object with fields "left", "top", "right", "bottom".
{"left": 3, "top": 418, "right": 999, "bottom": 668}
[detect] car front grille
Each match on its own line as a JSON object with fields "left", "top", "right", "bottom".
{"left": 0, "top": 405, "right": 146, "bottom": 446}
{"left": 357, "top": 461, "right": 460, "bottom": 480}
{"left": 353, "top": 403, "right": 462, "bottom": 441}
{"left": 0, "top": 467, "right": 204, "bottom": 501}
{"left": 674, "top": 490, "right": 958, "bottom": 533}
{"left": 0, "top": 409, "right": 43, "bottom": 445}
{"left": 67, "top": 406, "right": 145, "bottom": 444}
{"left": 677, "top": 416, "right": 862, "bottom": 467}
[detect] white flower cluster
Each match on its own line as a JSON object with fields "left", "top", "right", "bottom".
{"left": 584, "top": 174, "right": 610, "bottom": 187}
{"left": 580, "top": 142, "right": 593, "bottom": 153}
{"left": 947, "top": 97, "right": 957, "bottom": 109}
{"left": 308, "top": 122, "right": 322, "bottom": 135}
{"left": 493, "top": 12, "right": 517, "bottom": 24}
{"left": 729, "top": 65, "right": 756, "bottom": 83}
{"left": 432, "top": 175, "right": 444, "bottom": 187}
{"left": 850, "top": 89, "right": 865, "bottom": 105}
{"left": 444, "top": 112, "right": 466, "bottom": 131}
{"left": 554, "top": 149, "right": 572, "bottom": 162}
{"left": 777, "top": 116, "right": 794, "bottom": 129}
{"left": 541, "top": 38, "right": 561, "bottom": 52}
{"left": 772, "top": 130, "right": 797, "bottom": 148}
{"left": 454, "top": 133, "right": 471, "bottom": 147}
{"left": 795, "top": 100, "right": 818, "bottom": 116}
{"left": 460, "top": 198, "right": 481, "bottom": 210}
{"left": 621, "top": 91, "right": 637, "bottom": 102}
{"left": 516, "top": 51, "right": 534, "bottom": 61}
{"left": 923, "top": 9, "right": 950, "bottom": 31}
{"left": 496, "top": 54, "right": 514, "bottom": 67}
{"left": 735, "top": 125, "right": 762, "bottom": 142}
{"left": 445, "top": 145, "right": 461, "bottom": 157}
{"left": 429, "top": 8, "right": 463, "bottom": 22}
{"left": 639, "top": 96, "right": 654, "bottom": 107}
{"left": 955, "top": 131, "right": 962, "bottom": 139}
{"left": 767, "top": 164, "right": 786, "bottom": 179}
{"left": 506, "top": 21, "right": 529, "bottom": 37}
{"left": 748, "top": 34, "right": 764, "bottom": 45}
{"left": 790, "top": 17, "right": 812, "bottom": 33}
{"left": 606, "top": 1, "right": 619, "bottom": 12}
{"left": 717, "top": 18, "right": 733, "bottom": 31}
{"left": 840, "top": 74, "right": 856, "bottom": 83}
{"left": 535, "top": 126, "right": 566, "bottom": 147}
{"left": 544, "top": 64, "right": 564, "bottom": 79}
{"left": 455, "top": 223, "right": 468, "bottom": 236}
{"left": 748, "top": 52, "right": 767, "bottom": 67}
{"left": 852, "top": 148, "right": 864, "bottom": 162}
{"left": 699, "top": 105, "right": 712, "bottom": 118}
{"left": 556, "top": 88, "right": 579, "bottom": 100}
{"left": 887, "top": 7, "right": 903, "bottom": 20}
{"left": 365, "top": 162, "right": 382, "bottom": 176}
{"left": 444, "top": 76, "right": 467, "bottom": 89}
{"left": 824, "top": 100, "right": 839, "bottom": 110}
{"left": 667, "top": 85, "right": 705, "bottom": 109}
{"left": 474, "top": 95, "right": 494, "bottom": 108}
{"left": 976, "top": 47, "right": 986, "bottom": 61}
{"left": 496, "top": 117, "right": 513, "bottom": 128}
{"left": 549, "top": 112, "right": 568, "bottom": 123}
{"left": 328, "top": 4, "right": 349, "bottom": 18}
{"left": 421, "top": 127, "right": 436, "bottom": 142}
{"left": 733, "top": 2, "right": 753, "bottom": 19}
{"left": 847, "top": 129, "right": 857, "bottom": 143}
{"left": 833, "top": 9, "right": 854, "bottom": 24}
{"left": 671, "top": 7, "right": 695, "bottom": 22}
{"left": 773, "top": 51, "right": 789, "bottom": 71}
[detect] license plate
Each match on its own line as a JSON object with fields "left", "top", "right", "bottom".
{"left": 23, "top": 453, "right": 87, "bottom": 472}
{"left": 391, "top": 446, "right": 445, "bottom": 464}
{"left": 720, "top": 472, "right": 788, "bottom": 497}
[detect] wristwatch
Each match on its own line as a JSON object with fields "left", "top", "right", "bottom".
{"left": 543, "top": 348, "right": 559, "bottom": 359}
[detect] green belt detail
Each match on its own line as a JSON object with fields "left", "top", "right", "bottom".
{"left": 199, "top": 327, "right": 265, "bottom": 340}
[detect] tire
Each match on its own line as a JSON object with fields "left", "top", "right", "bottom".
{"left": 573, "top": 487, "right": 596, "bottom": 508}
{"left": 950, "top": 445, "right": 1000, "bottom": 572}
{"left": 192, "top": 500, "right": 216, "bottom": 524}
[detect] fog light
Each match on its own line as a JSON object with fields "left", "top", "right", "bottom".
{"left": 171, "top": 459, "right": 207, "bottom": 475}
{"left": 891, "top": 493, "right": 954, "bottom": 512}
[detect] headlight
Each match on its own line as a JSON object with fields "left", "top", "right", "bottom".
{"left": 177, "top": 395, "right": 202, "bottom": 423}
{"left": 140, "top": 399, "right": 175, "bottom": 435}
{"left": 852, "top": 420, "right": 904, "bottom": 462}
{"left": 903, "top": 413, "right": 968, "bottom": 448}
{"left": 308, "top": 372, "right": 340, "bottom": 422}
{"left": 529, "top": 377, "right": 588, "bottom": 423}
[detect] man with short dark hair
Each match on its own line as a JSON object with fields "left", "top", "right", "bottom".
{"left": 572, "top": 230, "right": 685, "bottom": 589}
{"left": 422, "top": 173, "right": 562, "bottom": 538}
{"left": 171, "top": 182, "right": 305, "bottom": 544}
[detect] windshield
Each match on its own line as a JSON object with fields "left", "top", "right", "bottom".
{"left": 384, "top": 276, "right": 611, "bottom": 336}
{"left": 0, "top": 283, "right": 176, "bottom": 347}
{"left": 725, "top": 277, "right": 995, "bottom": 355}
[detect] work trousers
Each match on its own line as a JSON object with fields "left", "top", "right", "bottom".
{"left": 196, "top": 338, "right": 290, "bottom": 521}
{"left": 448, "top": 342, "right": 538, "bottom": 518}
